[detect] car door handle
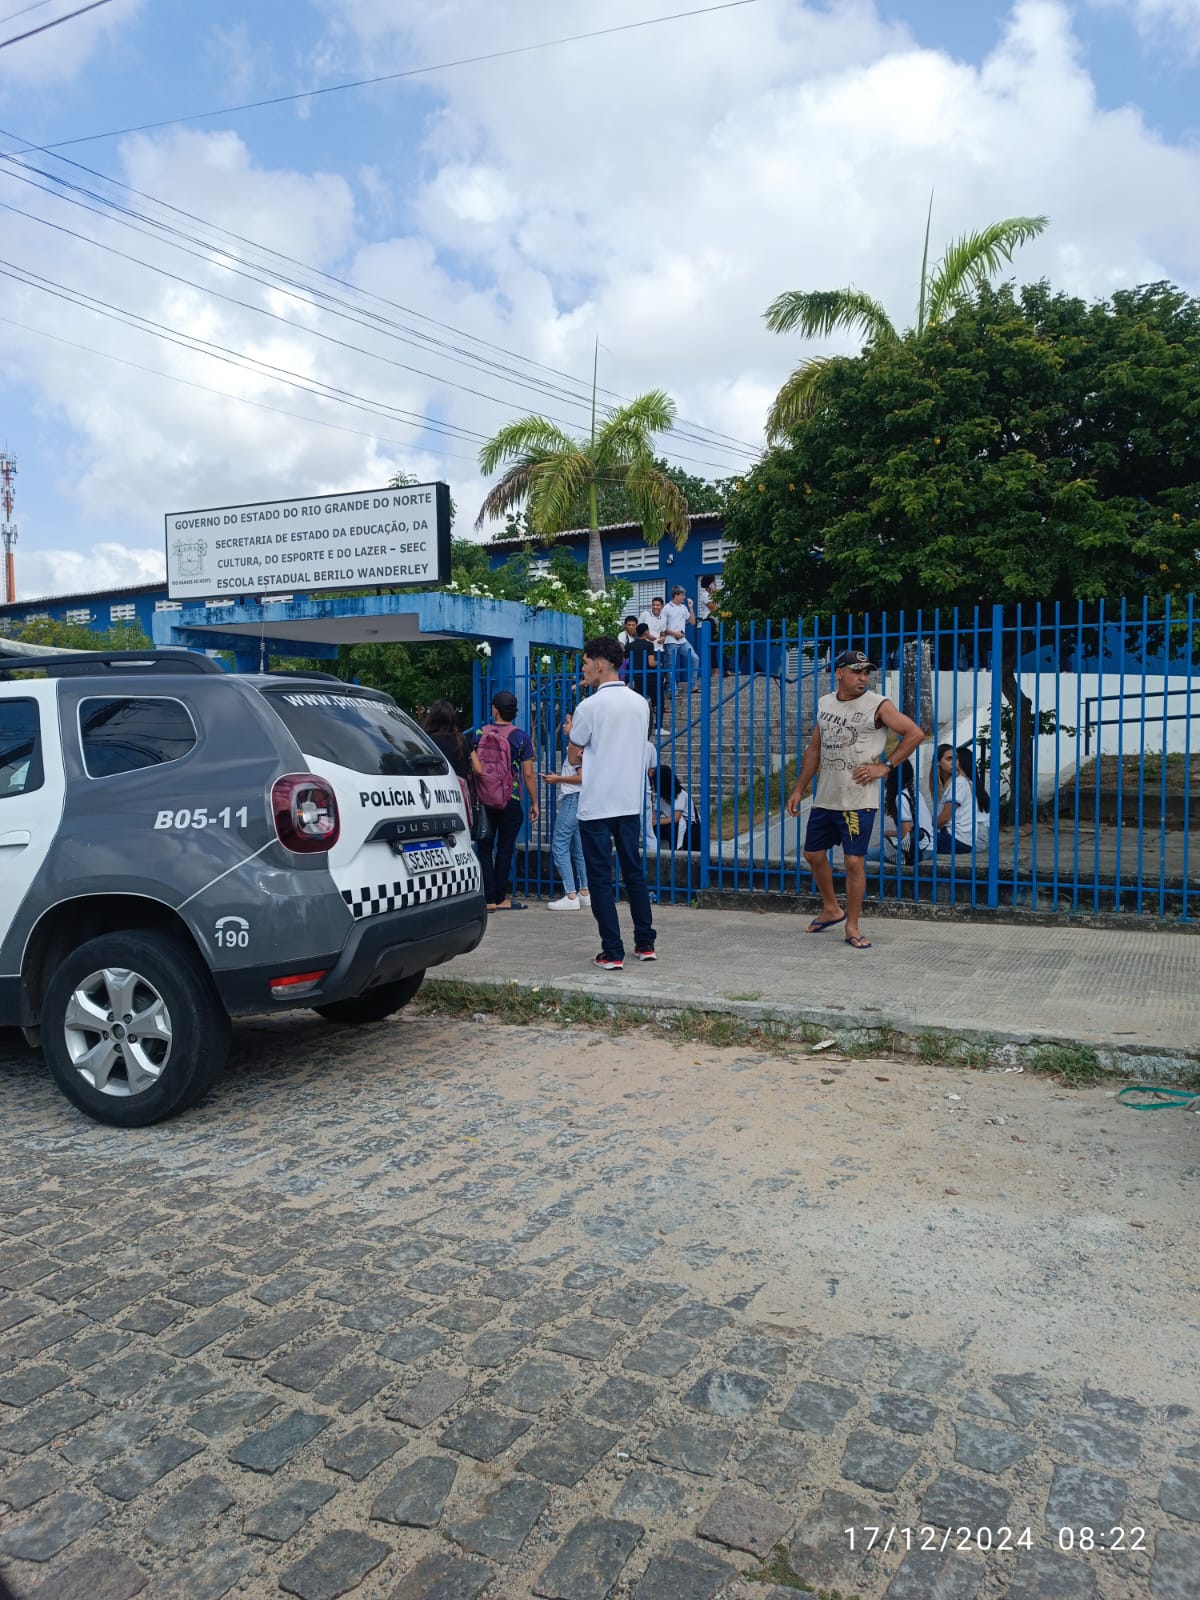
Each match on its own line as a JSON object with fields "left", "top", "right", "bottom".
{"left": 0, "top": 830, "right": 31, "bottom": 847}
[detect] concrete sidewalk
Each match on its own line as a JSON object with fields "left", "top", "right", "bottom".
{"left": 446, "top": 900, "right": 1200, "bottom": 1073}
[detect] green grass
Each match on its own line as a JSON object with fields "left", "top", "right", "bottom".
{"left": 1067, "top": 752, "right": 1200, "bottom": 795}
{"left": 838, "top": 1027, "right": 902, "bottom": 1060}
{"left": 744, "top": 1543, "right": 859, "bottom": 1596}
{"left": 907, "top": 1029, "right": 998, "bottom": 1070}
{"left": 416, "top": 979, "right": 1177, "bottom": 1091}
{"left": 417, "top": 980, "right": 803, "bottom": 1055}
{"left": 710, "top": 759, "right": 800, "bottom": 841}
{"left": 1028, "top": 1042, "right": 1106, "bottom": 1086}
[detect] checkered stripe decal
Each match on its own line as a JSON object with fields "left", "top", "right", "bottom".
{"left": 341, "top": 861, "right": 481, "bottom": 920}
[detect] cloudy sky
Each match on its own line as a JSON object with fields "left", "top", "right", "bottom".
{"left": 0, "top": 0, "right": 1197, "bottom": 599}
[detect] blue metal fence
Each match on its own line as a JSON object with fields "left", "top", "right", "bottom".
{"left": 485, "top": 598, "right": 1197, "bottom": 922}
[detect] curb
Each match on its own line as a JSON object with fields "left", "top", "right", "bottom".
{"left": 424, "top": 973, "right": 1200, "bottom": 1085}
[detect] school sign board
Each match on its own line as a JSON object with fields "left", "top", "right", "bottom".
{"left": 164, "top": 482, "right": 451, "bottom": 601}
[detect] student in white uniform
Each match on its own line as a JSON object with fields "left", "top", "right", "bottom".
{"left": 659, "top": 585, "right": 700, "bottom": 686}
{"left": 935, "top": 744, "right": 990, "bottom": 855}
{"left": 654, "top": 765, "right": 699, "bottom": 850}
{"left": 638, "top": 597, "right": 666, "bottom": 645}
{"left": 542, "top": 711, "right": 589, "bottom": 909}
{"left": 868, "top": 758, "right": 934, "bottom": 863}
{"left": 567, "top": 637, "right": 657, "bottom": 969}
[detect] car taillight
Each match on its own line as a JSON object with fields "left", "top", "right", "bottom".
{"left": 269, "top": 969, "right": 328, "bottom": 998}
{"left": 272, "top": 774, "right": 340, "bottom": 852}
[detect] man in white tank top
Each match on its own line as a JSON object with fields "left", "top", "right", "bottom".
{"left": 785, "top": 649, "right": 925, "bottom": 949}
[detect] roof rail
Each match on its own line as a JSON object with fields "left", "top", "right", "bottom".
{"left": 0, "top": 649, "right": 226, "bottom": 679}
{"left": 266, "top": 668, "right": 346, "bottom": 683}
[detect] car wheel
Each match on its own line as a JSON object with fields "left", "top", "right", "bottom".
{"left": 41, "top": 931, "right": 231, "bottom": 1127}
{"left": 313, "top": 971, "right": 424, "bottom": 1025}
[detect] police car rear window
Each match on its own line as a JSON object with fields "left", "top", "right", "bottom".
{"left": 262, "top": 689, "right": 444, "bottom": 777}
{"left": 79, "top": 697, "right": 197, "bottom": 778}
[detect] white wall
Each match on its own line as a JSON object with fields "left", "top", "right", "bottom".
{"left": 927, "top": 670, "right": 1199, "bottom": 801}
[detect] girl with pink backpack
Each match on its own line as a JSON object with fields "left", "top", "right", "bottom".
{"left": 471, "top": 690, "right": 538, "bottom": 910}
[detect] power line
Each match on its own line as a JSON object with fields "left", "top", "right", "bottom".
{"left": 0, "top": 311, "right": 484, "bottom": 468}
{"left": 0, "top": 196, "right": 746, "bottom": 478}
{"left": 1, "top": 311, "right": 711, "bottom": 515}
{"left": 14, "top": 2, "right": 757, "bottom": 151}
{"left": 0, "top": 0, "right": 763, "bottom": 477}
{"left": 0, "top": 166, "right": 755, "bottom": 473}
{"left": 0, "top": 2, "right": 763, "bottom": 456}
{"left": 0, "top": 195, "right": 605, "bottom": 437}
{"left": 0, "top": 142, "right": 761, "bottom": 462}
{"left": 0, "top": 0, "right": 111, "bottom": 51}
{"left": 0, "top": 0, "right": 62, "bottom": 26}
{"left": 0, "top": 257, "right": 494, "bottom": 446}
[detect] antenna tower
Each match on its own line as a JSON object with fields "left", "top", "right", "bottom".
{"left": 0, "top": 451, "right": 16, "bottom": 605}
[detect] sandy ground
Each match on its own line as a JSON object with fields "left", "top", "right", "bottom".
{"left": 427, "top": 1016, "right": 1200, "bottom": 1408}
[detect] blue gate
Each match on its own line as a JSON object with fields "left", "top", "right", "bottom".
{"left": 485, "top": 598, "right": 1197, "bottom": 922}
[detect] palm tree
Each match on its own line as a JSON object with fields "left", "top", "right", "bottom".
{"left": 475, "top": 389, "right": 689, "bottom": 592}
{"left": 764, "top": 205, "right": 1048, "bottom": 440}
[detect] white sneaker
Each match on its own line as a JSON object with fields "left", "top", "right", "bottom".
{"left": 548, "top": 895, "right": 581, "bottom": 910}
{"left": 577, "top": 891, "right": 591, "bottom": 903}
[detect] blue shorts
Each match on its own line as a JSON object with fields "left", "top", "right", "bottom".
{"left": 804, "top": 806, "right": 877, "bottom": 857}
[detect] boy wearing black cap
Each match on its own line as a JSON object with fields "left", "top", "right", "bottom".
{"left": 785, "top": 649, "right": 924, "bottom": 948}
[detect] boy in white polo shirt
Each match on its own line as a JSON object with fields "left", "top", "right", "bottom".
{"left": 567, "top": 636, "right": 657, "bottom": 970}
{"left": 660, "top": 584, "right": 700, "bottom": 687}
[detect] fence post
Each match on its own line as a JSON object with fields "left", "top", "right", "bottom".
{"left": 472, "top": 658, "right": 483, "bottom": 733}
{"left": 901, "top": 636, "right": 933, "bottom": 732}
{"left": 987, "top": 604, "right": 1003, "bottom": 909}
{"left": 698, "top": 626, "right": 711, "bottom": 891}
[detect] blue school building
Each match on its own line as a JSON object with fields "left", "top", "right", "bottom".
{"left": 0, "top": 513, "right": 734, "bottom": 648}
{"left": 485, "top": 512, "right": 731, "bottom": 616}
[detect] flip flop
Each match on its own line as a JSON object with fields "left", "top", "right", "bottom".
{"left": 502, "top": 902, "right": 528, "bottom": 910}
{"left": 807, "top": 914, "right": 846, "bottom": 934}
{"left": 844, "top": 933, "right": 872, "bottom": 950}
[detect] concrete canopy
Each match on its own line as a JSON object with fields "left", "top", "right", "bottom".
{"left": 152, "top": 590, "right": 585, "bottom": 687}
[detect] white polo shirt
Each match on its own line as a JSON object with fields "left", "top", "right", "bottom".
{"left": 569, "top": 680, "right": 652, "bottom": 821}
{"left": 660, "top": 599, "right": 691, "bottom": 640}
{"left": 638, "top": 608, "right": 665, "bottom": 643}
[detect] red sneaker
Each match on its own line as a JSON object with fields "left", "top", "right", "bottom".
{"left": 593, "top": 953, "right": 624, "bottom": 970}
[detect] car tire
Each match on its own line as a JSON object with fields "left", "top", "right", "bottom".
{"left": 313, "top": 971, "right": 424, "bottom": 1025}
{"left": 41, "top": 931, "right": 231, "bottom": 1128}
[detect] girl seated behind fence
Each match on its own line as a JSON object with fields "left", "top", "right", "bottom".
{"left": 935, "top": 744, "right": 990, "bottom": 855}
{"left": 869, "top": 758, "right": 934, "bottom": 864}
{"left": 541, "top": 711, "right": 589, "bottom": 909}
{"left": 654, "top": 765, "right": 701, "bottom": 851}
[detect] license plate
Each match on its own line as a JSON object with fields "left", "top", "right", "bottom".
{"left": 394, "top": 841, "right": 454, "bottom": 873}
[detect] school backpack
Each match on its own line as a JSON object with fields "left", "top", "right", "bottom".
{"left": 474, "top": 723, "right": 516, "bottom": 809}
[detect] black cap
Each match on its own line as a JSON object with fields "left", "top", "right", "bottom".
{"left": 834, "top": 648, "right": 876, "bottom": 671}
{"left": 490, "top": 690, "right": 518, "bottom": 719}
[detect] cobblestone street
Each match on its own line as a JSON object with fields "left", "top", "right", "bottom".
{"left": 1, "top": 1004, "right": 1198, "bottom": 1600}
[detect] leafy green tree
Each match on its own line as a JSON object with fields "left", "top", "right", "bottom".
{"left": 724, "top": 279, "right": 1200, "bottom": 814}
{"left": 765, "top": 207, "right": 1047, "bottom": 439}
{"left": 321, "top": 638, "right": 477, "bottom": 720}
{"left": 388, "top": 469, "right": 456, "bottom": 527}
{"left": 13, "top": 618, "right": 152, "bottom": 651}
{"left": 726, "top": 280, "right": 1200, "bottom": 618}
{"left": 476, "top": 392, "right": 690, "bottom": 591}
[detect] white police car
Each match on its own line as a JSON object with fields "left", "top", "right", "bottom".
{"left": 0, "top": 651, "right": 485, "bottom": 1126}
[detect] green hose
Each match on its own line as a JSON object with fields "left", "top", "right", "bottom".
{"left": 1117, "top": 1085, "right": 1200, "bottom": 1111}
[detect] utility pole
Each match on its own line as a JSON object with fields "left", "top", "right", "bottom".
{"left": 0, "top": 450, "right": 16, "bottom": 605}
